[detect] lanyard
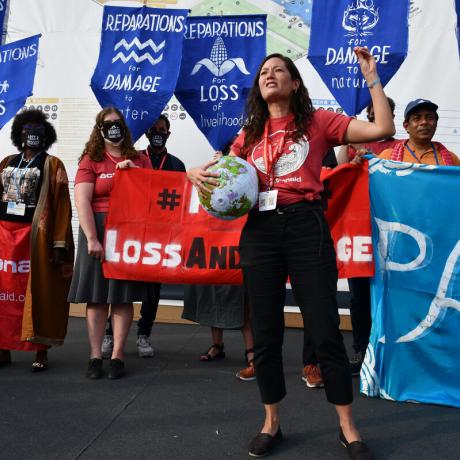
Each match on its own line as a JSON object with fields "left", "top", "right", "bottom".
{"left": 13, "top": 152, "right": 41, "bottom": 197}
{"left": 404, "top": 142, "right": 439, "bottom": 165}
{"left": 152, "top": 152, "right": 168, "bottom": 170}
{"left": 262, "top": 120, "right": 288, "bottom": 190}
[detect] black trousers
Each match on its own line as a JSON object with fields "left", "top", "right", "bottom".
{"left": 348, "top": 277, "right": 371, "bottom": 354}
{"left": 239, "top": 202, "right": 352, "bottom": 405}
{"left": 106, "top": 283, "right": 161, "bottom": 337}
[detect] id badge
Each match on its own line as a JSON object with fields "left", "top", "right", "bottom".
{"left": 258, "top": 190, "right": 278, "bottom": 211}
{"left": 6, "top": 201, "right": 26, "bottom": 216}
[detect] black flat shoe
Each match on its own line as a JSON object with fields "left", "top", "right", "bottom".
{"left": 108, "top": 358, "right": 125, "bottom": 379}
{"left": 248, "top": 427, "right": 282, "bottom": 458}
{"left": 86, "top": 358, "right": 103, "bottom": 379}
{"left": 339, "top": 429, "right": 374, "bottom": 460}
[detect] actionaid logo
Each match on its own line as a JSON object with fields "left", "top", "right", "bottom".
{"left": 0, "top": 258, "right": 30, "bottom": 273}
{"left": 99, "top": 173, "right": 115, "bottom": 179}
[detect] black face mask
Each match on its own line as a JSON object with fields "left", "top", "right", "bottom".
{"left": 101, "top": 121, "right": 125, "bottom": 144}
{"left": 147, "top": 130, "right": 168, "bottom": 149}
{"left": 22, "top": 126, "right": 45, "bottom": 150}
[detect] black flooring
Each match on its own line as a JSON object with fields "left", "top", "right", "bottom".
{"left": 1, "top": 318, "right": 459, "bottom": 460}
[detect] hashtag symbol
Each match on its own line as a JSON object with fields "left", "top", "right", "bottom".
{"left": 157, "top": 188, "right": 182, "bottom": 210}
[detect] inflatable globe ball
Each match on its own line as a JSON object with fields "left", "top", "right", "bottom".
{"left": 198, "top": 156, "right": 259, "bottom": 220}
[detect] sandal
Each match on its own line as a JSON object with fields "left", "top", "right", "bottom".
{"left": 199, "top": 343, "right": 225, "bottom": 362}
{"left": 32, "top": 360, "right": 49, "bottom": 372}
{"left": 32, "top": 350, "right": 49, "bottom": 373}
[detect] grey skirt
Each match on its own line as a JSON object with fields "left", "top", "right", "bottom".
{"left": 68, "top": 212, "right": 156, "bottom": 304}
{"left": 182, "top": 284, "right": 245, "bottom": 329}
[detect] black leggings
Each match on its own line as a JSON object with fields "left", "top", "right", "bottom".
{"left": 239, "top": 202, "right": 352, "bottom": 405}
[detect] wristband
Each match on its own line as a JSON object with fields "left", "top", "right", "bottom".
{"left": 367, "top": 77, "right": 381, "bottom": 89}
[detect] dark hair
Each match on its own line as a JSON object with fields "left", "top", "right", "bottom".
{"left": 11, "top": 108, "right": 57, "bottom": 151}
{"left": 366, "top": 97, "right": 396, "bottom": 118}
{"left": 80, "top": 107, "right": 137, "bottom": 162}
{"left": 241, "top": 53, "right": 314, "bottom": 156}
{"left": 158, "top": 113, "right": 170, "bottom": 131}
{"left": 145, "top": 113, "right": 170, "bottom": 136}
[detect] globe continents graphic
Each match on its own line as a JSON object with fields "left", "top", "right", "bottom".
{"left": 199, "top": 156, "right": 259, "bottom": 220}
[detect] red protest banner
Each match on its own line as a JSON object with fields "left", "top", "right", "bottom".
{"left": 102, "top": 162, "right": 373, "bottom": 284}
{"left": 0, "top": 221, "right": 35, "bottom": 350}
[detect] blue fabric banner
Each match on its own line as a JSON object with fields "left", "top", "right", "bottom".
{"left": 308, "top": 0, "right": 409, "bottom": 115}
{"left": 361, "top": 158, "right": 460, "bottom": 408}
{"left": 0, "top": 1, "right": 8, "bottom": 42}
{"left": 0, "top": 34, "right": 40, "bottom": 130}
{"left": 175, "top": 15, "right": 266, "bottom": 151}
{"left": 90, "top": 6, "right": 188, "bottom": 142}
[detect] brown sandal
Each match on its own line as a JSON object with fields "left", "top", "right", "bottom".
{"left": 199, "top": 343, "right": 225, "bottom": 362}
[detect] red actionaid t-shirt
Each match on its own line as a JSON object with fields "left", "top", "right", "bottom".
{"left": 75, "top": 152, "right": 151, "bottom": 212}
{"left": 232, "top": 110, "right": 352, "bottom": 206}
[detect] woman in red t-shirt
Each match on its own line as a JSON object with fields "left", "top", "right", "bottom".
{"left": 68, "top": 107, "right": 152, "bottom": 380}
{"left": 188, "top": 48, "right": 394, "bottom": 459}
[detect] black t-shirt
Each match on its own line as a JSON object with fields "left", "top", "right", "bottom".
{"left": 0, "top": 152, "right": 47, "bottom": 223}
{"left": 146, "top": 147, "right": 186, "bottom": 172}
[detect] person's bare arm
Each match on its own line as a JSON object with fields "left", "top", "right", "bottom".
{"left": 75, "top": 182, "right": 104, "bottom": 261}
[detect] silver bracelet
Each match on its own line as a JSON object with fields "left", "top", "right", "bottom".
{"left": 367, "top": 76, "right": 381, "bottom": 89}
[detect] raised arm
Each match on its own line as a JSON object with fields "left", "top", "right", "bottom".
{"left": 344, "top": 47, "right": 395, "bottom": 145}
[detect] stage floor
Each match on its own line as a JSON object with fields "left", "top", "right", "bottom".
{"left": 0, "top": 318, "right": 458, "bottom": 459}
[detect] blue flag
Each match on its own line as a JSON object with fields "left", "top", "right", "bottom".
{"left": 308, "top": 0, "right": 409, "bottom": 115}
{"left": 0, "top": 1, "right": 8, "bottom": 41}
{"left": 91, "top": 6, "right": 188, "bottom": 141}
{"left": 361, "top": 158, "right": 460, "bottom": 408}
{"left": 175, "top": 15, "right": 266, "bottom": 151}
{"left": 0, "top": 34, "right": 40, "bottom": 130}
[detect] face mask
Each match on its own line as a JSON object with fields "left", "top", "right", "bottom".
{"left": 22, "top": 126, "right": 45, "bottom": 150}
{"left": 101, "top": 120, "right": 125, "bottom": 145}
{"left": 147, "top": 130, "right": 168, "bottom": 149}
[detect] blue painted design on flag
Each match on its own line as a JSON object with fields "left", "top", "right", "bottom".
{"left": 0, "top": 34, "right": 40, "bottom": 130}
{"left": 175, "top": 15, "right": 266, "bottom": 151}
{"left": 90, "top": 6, "right": 188, "bottom": 142}
{"left": 308, "top": 0, "right": 409, "bottom": 115}
{"left": 361, "top": 158, "right": 460, "bottom": 408}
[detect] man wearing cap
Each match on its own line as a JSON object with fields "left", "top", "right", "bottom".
{"left": 379, "top": 99, "right": 460, "bottom": 165}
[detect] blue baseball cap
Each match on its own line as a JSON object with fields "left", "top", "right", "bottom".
{"left": 404, "top": 99, "right": 438, "bottom": 120}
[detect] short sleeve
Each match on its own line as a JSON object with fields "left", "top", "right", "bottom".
{"left": 315, "top": 110, "right": 353, "bottom": 146}
{"left": 231, "top": 131, "right": 246, "bottom": 157}
{"left": 139, "top": 152, "right": 152, "bottom": 169}
{"left": 75, "top": 155, "right": 96, "bottom": 185}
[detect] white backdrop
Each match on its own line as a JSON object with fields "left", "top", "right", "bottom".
{"left": 0, "top": 0, "right": 459, "bottom": 304}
